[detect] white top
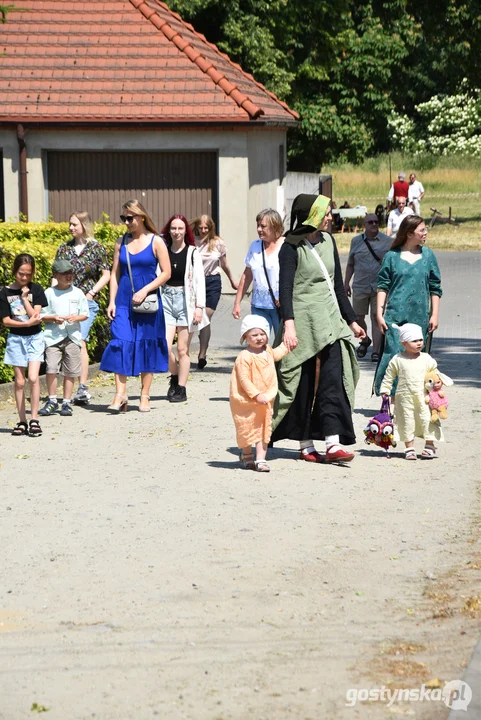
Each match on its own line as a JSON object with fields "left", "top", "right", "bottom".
{"left": 41, "top": 286, "right": 89, "bottom": 347}
{"left": 408, "top": 180, "right": 425, "bottom": 202}
{"left": 244, "top": 238, "right": 284, "bottom": 309}
{"left": 387, "top": 207, "right": 414, "bottom": 238}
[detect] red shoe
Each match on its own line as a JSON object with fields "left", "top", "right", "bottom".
{"left": 325, "top": 446, "right": 355, "bottom": 462}
{"left": 299, "top": 450, "right": 325, "bottom": 463}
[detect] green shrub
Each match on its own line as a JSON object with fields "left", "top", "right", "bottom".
{"left": 0, "top": 220, "right": 124, "bottom": 383}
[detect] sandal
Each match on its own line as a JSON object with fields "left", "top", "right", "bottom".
{"left": 371, "top": 352, "right": 380, "bottom": 362}
{"left": 404, "top": 447, "right": 417, "bottom": 461}
{"left": 255, "top": 460, "right": 270, "bottom": 472}
{"left": 240, "top": 450, "right": 255, "bottom": 470}
{"left": 28, "top": 419, "right": 42, "bottom": 437}
{"left": 420, "top": 445, "right": 437, "bottom": 459}
{"left": 12, "top": 421, "right": 28, "bottom": 437}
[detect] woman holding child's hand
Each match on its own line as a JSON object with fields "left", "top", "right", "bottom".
{"left": 271, "top": 194, "right": 362, "bottom": 464}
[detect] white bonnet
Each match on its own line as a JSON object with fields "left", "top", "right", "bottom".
{"left": 392, "top": 323, "right": 423, "bottom": 342}
{"left": 240, "top": 314, "right": 270, "bottom": 344}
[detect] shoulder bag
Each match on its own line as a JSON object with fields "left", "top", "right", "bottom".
{"left": 123, "top": 235, "right": 159, "bottom": 314}
{"left": 261, "top": 241, "right": 281, "bottom": 319}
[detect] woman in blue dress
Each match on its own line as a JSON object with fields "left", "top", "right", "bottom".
{"left": 374, "top": 215, "right": 442, "bottom": 395}
{"left": 100, "top": 200, "right": 171, "bottom": 412}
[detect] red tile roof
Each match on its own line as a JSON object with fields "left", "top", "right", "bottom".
{"left": 0, "top": 0, "right": 298, "bottom": 124}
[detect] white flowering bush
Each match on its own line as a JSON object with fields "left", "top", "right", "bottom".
{"left": 388, "top": 81, "right": 481, "bottom": 156}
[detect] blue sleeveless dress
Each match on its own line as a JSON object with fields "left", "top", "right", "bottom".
{"left": 100, "top": 238, "right": 168, "bottom": 376}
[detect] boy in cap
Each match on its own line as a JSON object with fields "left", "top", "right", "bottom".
{"left": 39, "top": 260, "right": 89, "bottom": 416}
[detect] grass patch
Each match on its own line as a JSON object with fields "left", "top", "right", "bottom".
{"left": 325, "top": 153, "right": 481, "bottom": 249}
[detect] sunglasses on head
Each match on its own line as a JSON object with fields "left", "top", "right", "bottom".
{"left": 120, "top": 215, "right": 137, "bottom": 223}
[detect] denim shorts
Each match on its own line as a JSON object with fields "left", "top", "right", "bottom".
{"left": 4, "top": 332, "right": 45, "bottom": 367}
{"left": 162, "top": 286, "right": 188, "bottom": 327}
{"left": 80, "top": 299, "right": 99, "bottom": 341}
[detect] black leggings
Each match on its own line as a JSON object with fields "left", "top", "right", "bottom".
{"left": 272, "top": 340, "right": 356, "bottom": 445}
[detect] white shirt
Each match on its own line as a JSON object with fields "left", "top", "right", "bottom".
{"left": 408, "top": 180, "right": 425, "bottom": 202}
{"left": 41, "top": 285, "right": 89, "bottom": 347}
{"left": 244, "top": 238, "right": 283, "bottom": 309}
{"left": 387, "top": 207, "right": 414, "bottom": 238}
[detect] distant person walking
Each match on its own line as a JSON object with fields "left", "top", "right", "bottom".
{"left": 387, "top": 172, "right": 410, "bottom": 207}
{"left": 162, "top": 214, "right": 208, "bottom": 403}
{"left": 100, "top": 200, "right": 171, "bottom": 413}
{"left": 55, "top": 211, "right": 110, "bottom": 405}
{"left": 232, "top": 209, "right": 285, "bottom": 336}
{"left": 344, "top": 214, "right": 391, "bottom": 363}
{"left": 191, "top": 214, "right": 238, "bottom": 369}
{"left": 386, "top": 197, "right": 413, "bottom": 240}
{"left": 408, "top": 173, "right": 425, "bottom": 215}
{"left": 374, "top": 215, "right": 442, "bottom": 396}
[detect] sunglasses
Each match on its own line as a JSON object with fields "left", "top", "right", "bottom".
{"left": 120, "top": 215, "right": 137, "bottom": 223}
{"left": 366, "top": 220, "right": 379, "bottom": 225}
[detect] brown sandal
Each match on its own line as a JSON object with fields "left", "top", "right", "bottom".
{"left": 240, "top": 450, "right": 255, "bottom": 470}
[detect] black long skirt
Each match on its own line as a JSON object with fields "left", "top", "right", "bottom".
{"left": 272, "top": 340, "right": 356, "bottom": 445}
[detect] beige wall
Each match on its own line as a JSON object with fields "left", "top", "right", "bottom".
{"left": 1, "top": 126, "right": 287, "bottom": 283}
{"left": 0, "top": 129, "right": 20, "bottom": 220}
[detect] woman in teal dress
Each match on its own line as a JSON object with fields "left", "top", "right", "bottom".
{"left": 374, "top": 215, "right": 442, "bottom": 395}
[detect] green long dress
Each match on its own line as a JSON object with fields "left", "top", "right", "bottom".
{"left": 374, "top": 246, "right": 442, "bottom": 395}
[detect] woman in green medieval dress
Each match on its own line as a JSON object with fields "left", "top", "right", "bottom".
{"left": 271, "top": 194, "right": 365, "bottom": 463}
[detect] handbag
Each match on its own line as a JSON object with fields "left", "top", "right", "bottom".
{"left": 261, "top": 241, "right": 281, "bottom": 319}
{"left": 364, "top": 395, "right": 397, "bottom": 457}
{"left": 123, "top": 235, "right": 159, "bottom": 314}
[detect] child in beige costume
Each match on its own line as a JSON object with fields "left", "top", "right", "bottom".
{"left": 380, "top": 323, "right": 453, "bottom": 460}
{"left": 230, "top": 315, "right": 289, "bottom": 472}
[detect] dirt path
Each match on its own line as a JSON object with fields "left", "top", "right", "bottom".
{"left": 1, "top": 338, "right": 480, "bottom": 719}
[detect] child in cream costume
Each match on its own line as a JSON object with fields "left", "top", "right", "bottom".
{"left": 380, "top": 323, "right": 453, "bottom": 460}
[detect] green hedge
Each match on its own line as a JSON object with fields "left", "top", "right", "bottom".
{"left": 0, "top": 221, "right": 124, "bottom": 383}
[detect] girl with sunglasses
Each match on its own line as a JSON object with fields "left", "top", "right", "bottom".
{"left": 100, "top": 200, "right": 171, "bottom": 412}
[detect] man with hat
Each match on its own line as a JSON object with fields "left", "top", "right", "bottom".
{"left": 39, "top": 259, "right": 89, "bottom": 417}
{"left": 344, "top": 214, "right": 391, "bottom": 361}
{"left": 387, "top": 171, "right": 410, "bottom": 206}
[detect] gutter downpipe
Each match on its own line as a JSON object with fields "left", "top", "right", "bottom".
{"left": 17, "top": 123, "right": 28, "bottom": 220}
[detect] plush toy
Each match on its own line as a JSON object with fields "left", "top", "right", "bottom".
{"left": 364, "top": 396, "right": 397, "bottom": 457}
{"left": 424, "top": 370, "right": 454, "bottom": 422}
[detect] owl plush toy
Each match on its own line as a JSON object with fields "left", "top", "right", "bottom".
{"left": 364, "top": 396, "right": 397, "bottom": 457}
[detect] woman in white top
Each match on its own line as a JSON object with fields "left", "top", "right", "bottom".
{"left": 232, "top": 209, "right": 284, "bottom": 336}
{"left": 161, "top": 214, "right": 208, "bottom": 403}
{"left": 191, "top": 214, "right": 238, "bottom": 369}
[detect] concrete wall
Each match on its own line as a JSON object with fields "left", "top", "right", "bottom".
{"left": 0, "top": 129, "right": 20, "bottom": 220}
{"left": 0, "top": 126, "right": 287, "bottom": 285}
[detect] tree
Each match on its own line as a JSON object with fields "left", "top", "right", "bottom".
{"left": 388, "top": 83, "right": 481, "bottom": 157}
{"left": 166, "top": 0, "right": 481, "bottom": 166}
